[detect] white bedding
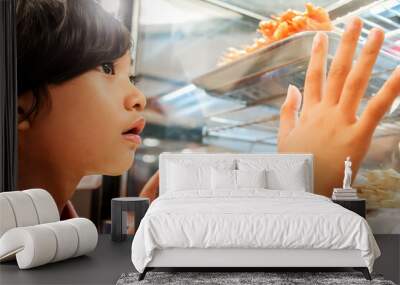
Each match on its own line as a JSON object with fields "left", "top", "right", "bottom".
{"left": 131, "top": 190, "right": 380, "bottom": 273}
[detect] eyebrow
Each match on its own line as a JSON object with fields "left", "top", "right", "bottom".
{"left": 113, "top": 56, "right": 134, "bottom": 71}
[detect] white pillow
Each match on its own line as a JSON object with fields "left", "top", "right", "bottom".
{"left": 211, "top": 169, "right": 268, "bottom": 190}
{"left": 211, "top": 168, "right": 236, "bottom": 190}
{"left": 167, "top": 163, "right": 211, "bottom": 191}
{"left": 266, "top": 162, "right": 307, "bottom": 191}
{"left": 236, "top": 169, "right": 267, "bottom": 189}
{"left": 238, "top": 159, "right": 308, "bottom": 191}
{"left": 166, "top": 159, "right": 236, "bottom": 192}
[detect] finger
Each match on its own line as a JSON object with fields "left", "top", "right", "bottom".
{"left": 303, "top": 32, "right": 328, "bottom": 112}
{"left": 139, "top": 186, "right": 158, "bottom": 201}
{"left": 278, "top": 84, "right": 302, "bottom": 144}
{"left": 139, "top": 171, "right": 160, "bottom": 201}
{"left": 323, "top": 17, "right": 363, "bottom": 105}
{"left": 358, "top": 66, "right": 400, "bottom": 134}
{"left": 148, "top": 171, "right": 160, "bottom": 187}
{"left": 151, "top": 170, "right": 160, "bottom": 180}
{"left": 339, "top": 28, "right": 385, "bottom": 116}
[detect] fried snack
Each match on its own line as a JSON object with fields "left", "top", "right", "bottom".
{"left": 353, "top": 168, "right": 400, "bottom": 209}
{"left": 218, "top": 3, "right": 333, "bottom": 66}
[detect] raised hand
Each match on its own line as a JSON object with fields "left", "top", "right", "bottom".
{"left": 278, "top": 17, "right": 400, "bottom": 196}
{"left": 139, "top": 170, "right": 159, "bottom": 202}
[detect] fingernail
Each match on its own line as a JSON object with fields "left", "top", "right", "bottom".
{"left": 312, "top": 32, "right": 322, "bottom": 51}
{"left": 285, "top": 84, "right": 295, "bottom": 103}
{"left": 287, "top": 84, "right": 295, "bottom": 93}
{"left": 369, "top": 28, "right": 384, "bottom": 40}
{"left": 346, "top": 17, "right": 361, "bottom": 32}
{"left": 395, "top": 65, "right": 400, "bottom": 75}
{"left": 389, "top": 97, "right": 400, "bottom": 114}
{"left": 286, "top": 84, "right": 302, "bottom": 109}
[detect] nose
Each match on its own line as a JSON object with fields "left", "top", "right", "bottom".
{"left": 124, "top": 85, "right": 146, "bottom": 112}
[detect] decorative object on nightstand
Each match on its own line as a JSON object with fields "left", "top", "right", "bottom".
{"left": 332, "top": 156, "right": 359, "bottom": 200}
{"left": 332, "top": 199, "right": 366, "bottom": 218}
{"left": 111, "top": 197, "right": 149, "bottom": 242}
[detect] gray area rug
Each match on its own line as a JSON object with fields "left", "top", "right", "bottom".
{"left": 117, "top": 272, "right": 395, "bottom": 285}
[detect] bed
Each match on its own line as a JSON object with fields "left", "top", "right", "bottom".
{"left": 131, "top": 153, "right": 380, "bottom": 280}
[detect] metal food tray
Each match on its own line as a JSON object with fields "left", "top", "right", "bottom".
{"left": 198, "top": 30, "right": 398, "bottom": 144}
{"left": 192, "top": 30, "right": 398, "bottom": 105}
{"left": 193, "top": 0, "right": 399, "bottom": 147}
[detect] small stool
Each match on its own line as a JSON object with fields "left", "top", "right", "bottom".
{"left": 111, "top": 197, "right": 149, "bottom": 242}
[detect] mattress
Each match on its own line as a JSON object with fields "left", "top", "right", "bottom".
{"left": 131, "top": 190, "right": 380, "bottom": 273}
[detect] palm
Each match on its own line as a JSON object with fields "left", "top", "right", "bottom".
{"left": 277, "top": 18, "right": 400, "bottom": 196}
{"left": 279, "top": 97, "right": 372, "bottom": 196}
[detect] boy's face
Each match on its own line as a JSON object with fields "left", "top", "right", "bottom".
{"left": 18, "top": 51, "right": 146, "bottom": 176}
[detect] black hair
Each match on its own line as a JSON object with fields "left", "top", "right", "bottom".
{"left": 16, "top": 0, "right": 132, "bottom": 120}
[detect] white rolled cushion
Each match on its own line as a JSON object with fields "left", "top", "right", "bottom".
{"left": 236, "top": 169, "right": 267, "bottom": 189}
{"left": 0, "top": 218, "right": 97, "bottom": 269}
{"left": 42, "top": 221, "right": 79, "bottom": 262}
{"left": 167, "top": 163, "right": 211, "bottom": 191}
{"left": 0, "top": 191, "right": 39, "bottom": 227}
{"left": 0, "top": 225, "right": 57, "bottom": 269}
{"left": 0, "top": 196, "right": 17, "bottom": 237}
{"left": 211, "top": 168, "right": 236, "bottom": 190}
{"left": 65, "top": 218, "right": 98, "bottom": 257}
{"left": 23, "top": 189, "right": 59, "bottom": 224}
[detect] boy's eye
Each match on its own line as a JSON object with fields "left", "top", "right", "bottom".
{"left": 100, "top": 62, "right": 115, "bottom": 75}
{"left": 129, "top": 75, "right": 139, "bottom": 85}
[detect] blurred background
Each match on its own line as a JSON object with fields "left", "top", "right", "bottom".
{"left": 66, "top": 0, "right": 400, "bottom": 234}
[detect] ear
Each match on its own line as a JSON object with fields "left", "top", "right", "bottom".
{"left": 17, "top": 93, "right": 34, "bottom": 131}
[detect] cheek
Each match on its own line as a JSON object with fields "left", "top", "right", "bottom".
{"left": 32, "top": 103, "right": 121, "bottom": 166}
{"left": 57, "top": 102, "right": 134, "bottom": 173}
{"left": 84, "top": 117, "right": 135, "bottom": 173}
{"left": 41, "top": 108, "right": 135, "bottom": 175}
{"left": 31, "top": 76, "right": 135, "bottom": 174}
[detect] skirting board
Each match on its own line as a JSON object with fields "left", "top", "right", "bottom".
{"left": 147, "top": 248, "right": 366, "bottom": 268}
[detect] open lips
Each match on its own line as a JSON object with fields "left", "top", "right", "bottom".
{"left": 122, "top": 118, "right": 145, "bottom": 145}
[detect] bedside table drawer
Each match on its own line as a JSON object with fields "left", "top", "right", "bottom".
{"left": 332, "top": 199, "right": 366, "bottom": 218}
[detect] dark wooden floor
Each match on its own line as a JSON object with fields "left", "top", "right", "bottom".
{"left": 0, "top": 235, "right": 134, "bottom": 285}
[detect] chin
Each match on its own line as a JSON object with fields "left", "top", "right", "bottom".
{"left": 102, "top": 154, "right": 135, "bottom": 176}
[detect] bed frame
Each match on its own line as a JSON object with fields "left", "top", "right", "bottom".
{"left": 139, "top": 153, "right": 372, "bottom": 281}
{"left": 139, "top": 248, "right": 371, "bottom": 280}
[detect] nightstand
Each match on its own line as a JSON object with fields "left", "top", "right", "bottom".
{"left": 332, "top": 198, "right": 366, "bottom": 218}
{"left": 111, "top": 197, "right": 150, "bottom": 241}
